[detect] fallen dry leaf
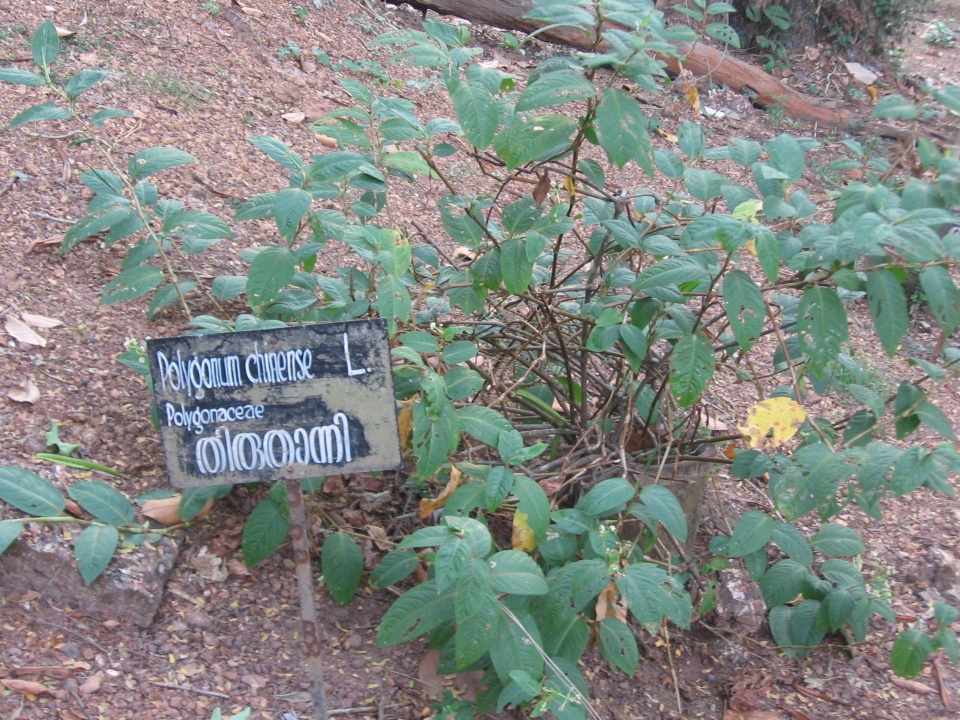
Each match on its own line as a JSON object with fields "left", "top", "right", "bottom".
{"left": 5, "top": 315, "right": 46, "bottom": 346}
{"left": 453, "top": 246, "right": 476, "bottom": 261}
{"left": 8, "top": 378, "right": 40, "bottom": 404}
{"left": 22, "top": 236, "right": 61, "bottom": 255}
{"left": 141, "top": 496, "right": 183, "bottom": 525}
{"left": 189, "top": 548, "right": 228, "bottom": 581}
{"left": 532, "top": 170, "right": 550, "bottom": 207}
{"left": 65, "top": 499, "right": 84, "bottom": 517}
{"left": 78, "top": 671, "right": 103, "bottom": 694}
{"left": 1, "top": 678, "right": 54, "bottom": 696}
{"left": 20, "top": 312, "right": 63, "bottom": 328}
{"left": 55, "top": 26, "right": 75, "bottom": 38}
{"left": 60, "top": 709, "right": 84, "bottom": 720}
{"left": 511, "top": 509, "right": 537, "bottom": 552}
{"left": 239, "top": 5, "right": 263, "bottom": 16}
{"left": 281, "top": 111, "right": 306, "bottom": 123}
{"left": 890, "top": 676, "right": 935, "bottom": 694}
{"left": 723, "top": 713, "right": 783, "bottom": 720}
{"left": 316, "top": 134, "right": 338, "bottom": 148}
{"left": 365, "top": 524, "right": 390, "bottom": 551}
{"left": 685, "top": 84, "right": 701, "bottom": 116}
{"left": 397, "top": 398, "right": 414, "bottom": 456}
{"left": 179, "top": 662, "right": 205, "bottom": 678}
{"left": 417, "top": 650, "right": 444, "bottom": 699}
{"left": 419, "top": 465, "right": 462, "bottom": 518}
{"left": 102, "top": 619, "right": 120, "bottom": 630}
{"left": 242, "top": 674, "right": 267, "bottom": 692}
{"left": 227, "top": 558, "right": 255, "bottom": 578}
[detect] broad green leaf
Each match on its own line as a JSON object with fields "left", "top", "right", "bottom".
{"left": 128, "top": 147, "right": 195, "bottom": 180}
{"left": 0, "top": 68, "right": 46, "bottom": 86}
{"left": 413, "top": 398, "right": 459, "bottom": 479}
{"left": 65, "top": 69, "right": 109, "bottom": 98}
{"left": 247, "top": 135, "right": 304, "bottom": 172}
{"left": 148, "top": 280, "right": 197, "bottom": 319}
{"left": 453, "top": 79, "right": 498, "bottom": 150}
{"left": 307, "top": 151, "right": 367, "bottom": 180}
{"left": 654, "top": 149, "right": 684, "bottom": 179}
{"left": 456, "top": 557, "right": 492, "bottom": 621}
{"left": 678, "top": 120, "right": 705, "bottom": 161}
{"left": 370, "top": 548, "right": 419, "bottom": 588}
{"left": 872, "top": 95, "right": 918, "bottom": 120}
{"left": 809, "top": 524, "right": 865, "bottom": 556}
{"left": 765, "top": 134, "right": 805, "bottom": 185}
{"left": 455, "top": 589, "right": 499, "bottom": 667}
{"left": 68, "top": 481, "right": 135, "bottom": 526}
{"left": 400, "top": 331, "right": 439, "bottom": 353}
{"left": 890, "top": 628, "right": 933, "bottom": 679}
{"left": 771, "top": 522, "right": 813, "bottom": 566}
{"left": 615, "top": 562, "right": 671, "bottom": 633}
{"left": 246, "top": 246, "right": 298, "bottom": 309}
{"left": 705, "top": 21, "right": 740, "bottom": 47}
{"left": 74, "top": 523, "right": 119, "bottom": 585}
{"left": 512, "top": 475, "right": 550, "bottom": 538}
{"left": 490, "top": 608, "right": 544, "bottom": 685}
{"left": 796, "top": 286, "right": 848, "bottom": 375}
{"left": 322, "top": 531, "right": 364, "bottom": 605}
{"left": 211, "top": 275, "right": 246, "bottom": 300}
{"left": 595, "top": 87, "right": 650, "bottom": 170}
{"left": 846, "top": 384, "right": 885, "bottom": 418}
{"left": 177, "top": 484, "right": 230, "bottom": 521}
{"left": 599, "top": 616, "right": 639, "bottom": 675}
{"left": 378, "top": 275, "right": 412, "bottom": 336}
{"left": 443, "top": 366, "right": 483, "bottom": 400}
{"left": 866, "top": 270, "right": 908, "bottom": 356}
{"left": 634, "top": 257, "right": 709, "bottom": 292}
{"left": 31, "top": 20, "right": 60, "bottom": 68}
{"left": 90, "top": 108, "right": 132, "bottom": 126}
{"left": 758, "top": 559, "right": 811, "bottom": 607}
{"left": 638, "top": 485, "right": 687, "bottom": 542}
{"left": 62, "top": 207, "right": 134, "bottom": 252}
{"left": 486, "top": 466, "right": 514, "bottom": 512}
{"left": 516, "top": 71, "right": 596, "bottom": 111}
{"left": 458, "top": 406, "right": 512, "bottom": 446}
{"left": 723, "top": 269, "right": 765, "bottom": 352}
{"left": 376, "top": 580, "right": 456, "bottom": 646}
{"left": 916, "top": 401, "right": 954, "bottom": 440}
{"left": 8, "top": 101, "right": 71, "bottom": 128}
{"left": 0, "top": 521, "right": 22, "bottom": 556}
{"left": 0, "top": 467, "right": 65, "bottom": 517}
{"left": 273, "top": 188, "right": 312, "bottom": 243}
{"left": 500, "top": 238, "right": 534, "bottom": 294}
{"left": 670, "top": 333, "right": 715, "bottom": 407}
{"left": 488, "top": 550, "right": 548, "bottom": 595}
{"left": 920, "top": 266, "right": 960, "bottom": 335}
{"left": 683, "top": 168, "right": 725, "bottom": 201}
{"left": 382, "top": 150, "right": 436, "bottom": 177}
{"left": 576, "top": 477, "right": 635, "bottom": 518}
{"left": 241, "top": 497, "right": 290, "bottom": 566}
{"left": 728, "top": 510, "right": 774, "bottom": 557}
{"left": 442, "top": 341, "right": 477, "bottom": 364}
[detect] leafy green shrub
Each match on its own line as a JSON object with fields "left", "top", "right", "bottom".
{"left": 2, "top": 6, "right": 960, "bottom": 717}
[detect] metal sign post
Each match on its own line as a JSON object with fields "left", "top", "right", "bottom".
{"left": 145, "top": 320, "right": 402, "bottom": 720}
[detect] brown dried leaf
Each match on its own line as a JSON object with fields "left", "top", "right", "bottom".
{"left": 397, "top": 398, "right": 414, "bottom": 456}
{"left": 419, "top": 465, "right": 462, "bottom": 518}
{"left": 281, "top": 111, "right": 306, "bottom": 123}
{"left": 316, "top": 134, "right": 338, "bottom": 148}
{"left": 1, "top": 678, "right": 54, "bottom": 696}
{"left": 5, "top": 316, "right": 46, "bottom": 346}
{"left": 55, "top": 27, "right": 75, "bottom": 38}
{"left": 20, "top": 312, "right": 63, "bottom": 329}
{"left": 595, "top": 581, "right": 617, "bottom": 623}
{"left": 141, "top": 496, "right": 183, "bottom": 525}
{"left": 684, "top": 84, "right": 701, "bottom": 116}
{"left": 78, "top": 671, "right": 104, "bottom": 695}
{"left": 453, "top": 246, "right": 476, "bottom": 261}
{"left": 532, "top": 170, "right": 550, "bottom": 207}
{"left": 179, "top": 662, "right": 205, "bottom": 678}
{"left": 8, "top": 378, "right": 40, "bottom": 404}
{"left": 890, "top": 676, "right": 935, "bottom": 694}
{"left": 227, "top": 558, "right": 255, "bottom": 578}
{"left": 323, "top": 475, "right": 345, "bottom": 495}
{"left": 365, "top": 524, "right": 390, "bottom": 551}
{"left": 417, "top": 650, "right": 444, "bottom": 699}
{"left": 239, "top": 6, "right": 263, "bottom": 16}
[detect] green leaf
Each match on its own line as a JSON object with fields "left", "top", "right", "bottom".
{"left": 728, "top": 510, "right": 774, "bottom": 557}
{"left": 678, "top": 120, "right": 705, "bottom": 160}
{"left": 62, "top": 207, "right": 134, "bottom": 252}
{"left": 920, "top": 266, "right": 960, "bottom": 335}
{"left": 458, "top": 406, "right": 512, "bottom": 446}
{"left": 512, "top": 475, "right": 550, "bottom": 538}
{"left": 490, "top": 608, "right": 544, "bottom": 684}
{"left": 442, "top": 341, "right": 477, "bottom": 364}
{"left": 634, "top": 257, "right": 709, "bottom": 292}
{"left": 599, "top": 616, "right": 639, "bottom": 675}
{"left": 866, "top": 270, "right": 908, "bottom": 356}
{"left": 809, "top": 524, "right": 864, "bottom": 556}
{"left": 90, "top": 108, "right": 132, "bottom": 126}
{"left": 765, "top": 134, "right": 805, "bottom": 185}
{"left": 101, "top": 266, "right": 164, "bottom": 305}
{"left": 683, "top": 168, "right": 725, "bottom": 201}
{"left": 8, "top": 101, "right": 71, "bottom": 128}
{"left": 31, "top": 20, "right": 60, "bottom": 68}
{"left": 443, "top": 366, "right": 483, "bottom": 400}
{"left": 615, "top": 562, "right": 671, "bottom": 633}
{"left": 705, "top": 22, "right": 741, "bottom": 47}
{"left": 453, "top": 79, "right": 498, "bottom": 150}
{"left": 595, "top": 87, "right": 650, "bottom": 170}
{"left": 212, "top": 276, "right": 246, "bottom": 300}
{"left": 0, "top": 466, "right": 65, "bottom": 516}
{"left": 241, "top": 497, "right": 291, "bottom": 566}
{"left": 65, "top": 69, "right": 109, "bottom": 98}
{"left": 891, "top": 628, "right": 933, "bottom": 679}
{"left": 0, "top": 520, "right": 22, "bottom": 556}
{"left": 516, "top": 71, "right": 596, "bottom": 111}
{"left": 486, "top": 466, "right": 514, "bottom": 512}
{"left": 934, "top": 84, "right": 960, "bottom": 113}
{"left": 148, "top": 280, "right": 197, "bottom": 319}
{"left": 872, "top": 95, "right": 918, "bottom": 120}
{"left": 500, "top": 238, "right": 535, "bottom": 294}
{"left": 846, "top": 384, "right": 885, "bottom": 418}
{"left": 759, "top": 559, "right": 810, "bottom": 607}
{"left": 246, "top": 246, "right": 297, "bottom": 308}
{"left": 670, "top": 333, "right": 715, "bottom": 407}
{"left": 456, "top": 557, "right": 492, "bottom": 621}
{"left": 400, "top": 332, "right": 439, "bottom": 354}
{"left": 576, "top": 477, "right": 635, "bottom": 518}
{"left": 322, "top": 531, "right": 364, "bottom": 605}
{"left": 916, "top": 401, "right": 954, "bottom": 440}
{"left": 74, "top": 523, "right": 119, "bottom": 585}
{"left": 247, "top": 135, "right": 303, "bottom": 172}
{"left": 488, "top": 550, "right": 548, "bottom": 595}
{"left": 176, "top": 485, "right": 228, "bottom": 521}
{"left": 378, "top": 274, "right": 412, "bottom": 336}
{"left": 273, "top": 187, "right": 313, "bottom": 243}
{"left": 638, "top": 485, "right": 687, "bottom": 542}
{"left": 413, "top": 398, "right": 459, "bottom": 479}
{"left": 128, "top": 147, "right": 195, "bottom": 180}
{"left": 376, "top": 579, "right": 456, "bottom": 646}
{"left": 722, "top": 269, "right": 765, "bottom": 352}
{"left": 68, "top": 481, "right": 134, "bottom": 526}
{"left": 771, "top": 522, "right": 813, "bottom": 566}
{"left": 0, "top": 68, "right": 46, "bottom": 86}
{"left": 456, "top": 589, "right": 499, "bottom": 667}
{"left": 796, "top": 286, "right": 848, "bottom": 375}
{"left": 370, "top": 549, "right": 419, "bottom": 589}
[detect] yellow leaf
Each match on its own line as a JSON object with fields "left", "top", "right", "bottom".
{"left": 563, "top": 174, "right": 576, "bottom": 196}
{"left": 737, "top": 397, "right": 807, "bottom": 449}
{"left": 511, "top": 510, "right": 537, "bottom": 552}
{"left": 684, "top": 84, "right": 701, "bottom": 116}
{"left": 397, "top": 397, "right": 414, "bottom": 457}
{"left": 418, "top": 464, "right": 462, "bottom": 518}
{"left": 742, "top": 238, "right": 757, "bottom": 257}
{"left": 867, "top": 85, "right": 879, "bottom": 103}
{"left": 656, "top": 128, "right": 679, "bottom": 143}
{"left": 732, "top": 198, "right": 763, "bottom": 224}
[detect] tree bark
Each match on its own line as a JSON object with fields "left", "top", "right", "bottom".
{"left": 398, "top": 0, "right": 850, "bottom": 127}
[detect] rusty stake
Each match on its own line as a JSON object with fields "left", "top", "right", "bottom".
{"left": 286, "top": 478, "right": 328, "bottom": 720}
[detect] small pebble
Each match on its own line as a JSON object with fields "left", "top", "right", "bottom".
{"left": 60, "top": 642, "right": 81, "bottom": 660}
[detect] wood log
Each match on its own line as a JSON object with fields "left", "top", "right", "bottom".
{"left": 396, "top": 0, "right": 851, "bottom": 127}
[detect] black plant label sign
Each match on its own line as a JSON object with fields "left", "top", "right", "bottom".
{"left": 146, "top": 319, "right": 402, "bottom": 488}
